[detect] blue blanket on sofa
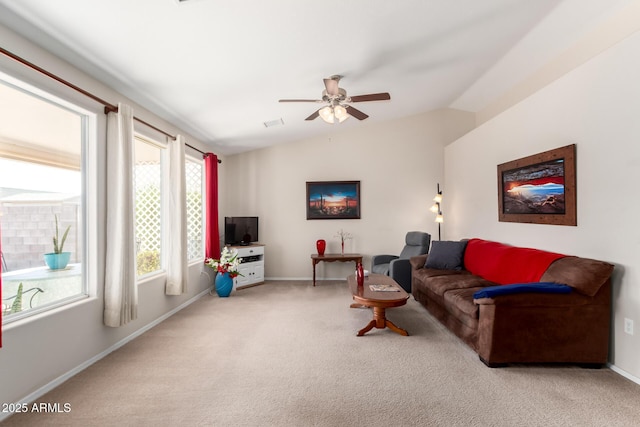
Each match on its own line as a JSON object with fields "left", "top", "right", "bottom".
{"left": 473, "top": 282, "right": 571, "bottom": 299}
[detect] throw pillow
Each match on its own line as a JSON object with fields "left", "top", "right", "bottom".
{"left": 425, "top": 240, "right": 468, "bottom": 270}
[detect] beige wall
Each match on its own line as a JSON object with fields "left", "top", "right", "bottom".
{"left": 223, "top": 109, "right": 475, "bottom": 280}
{"left": 445, "top": 28, "right": 640, "bottom": 380}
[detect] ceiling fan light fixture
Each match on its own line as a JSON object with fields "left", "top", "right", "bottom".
{"left": 334, "top": 105, "right": 349, "bottom": 123}
{"left": 279, "top": 76, "right": 390, "bottom": 123}
{"left": 319, "top": 106, "right": 335, "bottom": 124}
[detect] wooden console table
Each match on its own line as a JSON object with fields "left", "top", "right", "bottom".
{"left": 311, "top": 253, "right": 363, "bottom": 286}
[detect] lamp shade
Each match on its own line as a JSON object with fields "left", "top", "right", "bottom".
{"left": 319, "top": 106, "right": 334, "bottom": 123}
{"left": 334, "top": 105, "right": 349, "bottom": 122}
{"left": 433, "top": 193, "right": 443, "bottom": 203}
{"left": 435, "top": 213, "right": 444, "bottom": 223}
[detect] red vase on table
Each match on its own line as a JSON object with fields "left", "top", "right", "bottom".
{"left": 316, "top": 239, "right": 326, "bottom": 256}
{"left": 356, "top": 262, "right": 364, "bottom": 287}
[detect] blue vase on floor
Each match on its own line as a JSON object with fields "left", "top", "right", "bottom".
{"left": 215, "top": 272, "right": 234, "bottom": 297}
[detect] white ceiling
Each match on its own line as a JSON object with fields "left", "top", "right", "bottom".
{"left": 0, "top": 0, "right": 631, "bottom": 155}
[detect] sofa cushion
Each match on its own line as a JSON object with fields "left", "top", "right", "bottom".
{"left": 444, "top": 288, "right": 483, "bottom": 329}
{"left": 426, "top": 274, "right": 495, "bottom": 297}
{"left": 414, "top": 268, "right": 471, "bottom": 281}
{"left": 464, "top": 238, "right": 565, "bottom": 285}
{"left": 539, "top": 256, "right": 614, "bottom": 297}
{"left": 425, "top": 240, "right": 468, "bottom": 270}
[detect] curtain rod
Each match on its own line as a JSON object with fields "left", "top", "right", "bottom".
{"left": 1, "top": 46, "right": 221, "bottom": 163}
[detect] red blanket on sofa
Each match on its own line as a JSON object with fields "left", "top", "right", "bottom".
{"left": 463, "top": 238, "right": 566, "bottom": 285}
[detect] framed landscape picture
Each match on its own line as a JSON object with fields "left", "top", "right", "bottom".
{"left": 306, "top": 181, "right": 361, "bottom": 220}
{"left": 497, "top": 144, "right": 576, "bottom": 226}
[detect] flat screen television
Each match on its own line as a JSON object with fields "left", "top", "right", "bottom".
{"left": 224, "top": 216, "right": 259, "bottom": 245}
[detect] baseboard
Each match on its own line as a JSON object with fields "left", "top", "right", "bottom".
{"left": 266, "top": 277, "right": 346, "bottom": 281}
{"left": 0, "top": 288, "right": 211, "bottom": 423}
{"left": 608, "top": 363, "right": 640, "bottom": 385}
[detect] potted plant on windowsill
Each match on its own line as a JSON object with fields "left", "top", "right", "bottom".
{"left": 43, "top": 214, "right": 71, "bottom": 270}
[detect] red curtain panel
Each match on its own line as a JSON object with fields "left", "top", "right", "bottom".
{"left": 204, "top": 153, "right": 220, "bottom": 260}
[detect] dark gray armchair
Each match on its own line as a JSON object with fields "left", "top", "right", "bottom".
{"left": 371, "top": 231, "right": 431, "bottom": 293}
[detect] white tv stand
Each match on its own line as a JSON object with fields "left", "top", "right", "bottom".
{"left": 229, "top": 244, "right": 265, "bottom": 289}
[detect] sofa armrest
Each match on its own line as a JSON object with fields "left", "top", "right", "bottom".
{"left": 371, "top": 254, "right": 398, "bottom": 267}
{"left": 410, "top": 254, "right": 428, "bottom": 270}
{"left": 475, "top": 280, "right": 611, "bottom": 365}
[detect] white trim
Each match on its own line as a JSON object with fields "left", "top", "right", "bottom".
{"left": 0, "top": 70, "right": 96, "bottom": 321}
{"left": 3, "top": 296, "right": 96, "bottom": 330}
{"left": 136, "top": 269, "right": 167, "bottom": 285}
{"left": 266, "top": 276, "right": 346, "bottom": 281}
{"left": 0, "top": 287, "right": 211, "bottom": 423}
{"left": 608, "top": 363, "right": 640, "bottom": 386}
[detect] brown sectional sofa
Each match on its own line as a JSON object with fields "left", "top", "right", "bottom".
{"left": 410, "top": 238, "right": 614, "bottom": 367}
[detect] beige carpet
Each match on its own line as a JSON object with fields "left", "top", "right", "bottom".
{"left": 4, "top": 280, "right": 640, "bottom": 426}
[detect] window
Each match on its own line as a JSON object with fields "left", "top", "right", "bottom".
{"left": 186, "top": 156, "right": 203, "bottom": 262}
{"left": 133, "top": 139, "right": 205, "bottom": 277}
{"left": 134, "top": 136, "right": 165, "bottom": 278}
{"left": 0, "top": 73, "right": 92, "bottom": 322}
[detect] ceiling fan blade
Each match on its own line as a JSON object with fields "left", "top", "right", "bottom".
{"left": 279, "top": 99, "right": 321, "bottom": 103}
{"left": 323, "top": 78, "right": 340, "bottom": 96}
{"left": 305, "top": 110, "right": 320, "bottom": 121}
{"left": 345, "top": 105, "right": 369, "bottom": 120}
{"left": 349, "top": 92, "right": 391, "bottom": 102}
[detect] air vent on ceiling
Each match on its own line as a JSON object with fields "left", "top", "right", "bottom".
{"left": 264, "top": 118, "right": 284, "bottom": 128}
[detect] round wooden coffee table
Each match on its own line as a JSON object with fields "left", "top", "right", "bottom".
{"left": 347, "top": 273, "right": 409, "bottom": 336}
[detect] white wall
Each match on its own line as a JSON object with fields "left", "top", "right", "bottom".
{"left": 445, "top": 28, "right": 640, "bottom": 378}
{"left": 0, "top": 23, "right": 215, "bottom": 414}
{"left": 223, "top": 109, "right": 475, "bottom": 280}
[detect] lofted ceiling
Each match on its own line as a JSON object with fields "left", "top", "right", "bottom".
{"left": 0, "top": 0, "right": 631, "bottom": 155}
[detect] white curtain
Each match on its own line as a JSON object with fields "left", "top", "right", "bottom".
{"left": 104, "top": 103, "right": 138, "bottom": 327}
{"left": 165, "top": 134, "right": 187, "bottom": 295}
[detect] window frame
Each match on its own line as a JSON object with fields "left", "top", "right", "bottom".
{"left": 0, "top": 70, "right": 96, "bottom": 324}
{"left": 133, "top": 134, "right": 167, "bottom": 281}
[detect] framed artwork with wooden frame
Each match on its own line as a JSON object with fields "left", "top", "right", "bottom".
{"left": 306, "top": 181, "right": 361, "bottom": 220}
{"left": 497, "top": 144, "right": 576, "bottom": 226}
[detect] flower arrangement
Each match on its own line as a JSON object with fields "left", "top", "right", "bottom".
{"left": 205, "top": 246, "right": 242, "bottom": 278}
{"left": 335, "top": 229, "right": 353, "bottom": 242}
{"left": 335, "top": 229, "right": 353, "bottom": 254}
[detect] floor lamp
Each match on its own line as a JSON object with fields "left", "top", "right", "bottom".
{"left": 430, "top": 183, "right": 443, "bottom": 241}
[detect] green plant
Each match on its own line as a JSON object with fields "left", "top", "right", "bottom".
{"left": 53, "top": 214, "right": 71, "bottom": 254}
{"left": 10, "top": 283, "right": 23, "bottom": 314}
{"left": 137, "top": 250, "right": 160, "bottom": 276}
{"left": 2, "top": 284, "right": 45, "bottom": 315}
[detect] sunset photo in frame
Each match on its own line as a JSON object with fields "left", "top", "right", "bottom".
{"left": 306, "top": 181, "right": 361, "bottom": 220}
{"left": 497, "top": 144, "right": 576, "bottom": 226}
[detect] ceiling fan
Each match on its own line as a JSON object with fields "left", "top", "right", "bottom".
{"left": 279, "top": 75, "right": 390, "bottom": 123}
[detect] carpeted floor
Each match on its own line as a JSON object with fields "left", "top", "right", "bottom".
{"left": 4, "top": 280, "right": 640, "bottom": 426}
